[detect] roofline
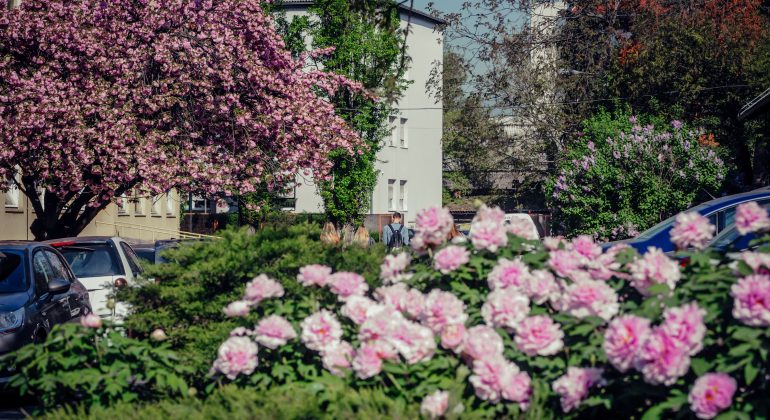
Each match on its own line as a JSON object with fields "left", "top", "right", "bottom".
{"left": 738, "top": 87, "right": 770, "bottom": 121}
{"left": 278, "top": 1, "right": 446, "bottom": 25}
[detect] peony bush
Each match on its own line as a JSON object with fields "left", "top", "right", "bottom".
{"left": 205, "top": 202, "right": 770, "bottom": 418}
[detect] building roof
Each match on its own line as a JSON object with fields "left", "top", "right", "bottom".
{"left": 279, "top": 0, "right": 446, "bottom": 25}
{"left": 738, "top": 87, "right": 770, "bottom": 121}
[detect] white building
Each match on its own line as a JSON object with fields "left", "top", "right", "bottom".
{"left": 283, "top": 1, "right": 444, "bottom": 228}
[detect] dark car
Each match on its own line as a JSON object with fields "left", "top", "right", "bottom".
{"left": 603, "top": 187, "right": 770, "bottom": 253}
{"left": 709, "top": 207, "right": 770, "bottom": 253}
{"left": 0, "top": 242, "right": 91, "bottom": 380}
{"left": 132, "top": 239, "right": 182, "bottom": 265}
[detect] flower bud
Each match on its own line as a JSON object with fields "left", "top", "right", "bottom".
{"left": 150, "top": 329, "right": 168, "bottom": 342}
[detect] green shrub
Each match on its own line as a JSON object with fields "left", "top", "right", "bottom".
{"left": 0, "top": 323, "right": 190, "bottom": 410}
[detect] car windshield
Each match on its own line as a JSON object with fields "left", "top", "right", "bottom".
{"left": 0, "top": 250, "right": 27, "bottom": 293}
{"left": 59, "top": 243, "right": 123, "bottom": 278}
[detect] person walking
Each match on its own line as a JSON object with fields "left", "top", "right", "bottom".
{"left": 382, "top": 212, "right": 410, "bottom": 250}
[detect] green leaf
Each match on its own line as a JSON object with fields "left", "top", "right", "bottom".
{"left": 691, "top": 357, "right": 713, "bottom": 376}
{"left": 744, "top": 361, "right": 759, "bottom": 385}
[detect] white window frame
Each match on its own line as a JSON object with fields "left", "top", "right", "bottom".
{"left": 387, "top": 179, "right": 396, "bottom": 211}
{"left": 117, "top": 193, "right": 129, "bottom": 215}
{"left": 388, "top": 116, "right": 397, "bottom": 147}
{"left": 133, "top": 191, "right": 145, "bottom": 216}
{"left": 165, "top": 191, "right": 175, "bottom": 216}
{"left": 399, "top": 117, "right": 408, "bottom": 148}
{"left": 151, "top": 195, "right": 162, "bottom": 216}
{"left": 4, "top": 176, "right": 20, "bottom": 209}
{"left": 399, "top": 180, "right": 408, "bottom": 211}
{"left": 191, "top": 194, "right": 207, "bottom": 212}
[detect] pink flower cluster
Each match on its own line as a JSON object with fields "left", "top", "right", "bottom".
{"left": 628, "top": 247, "right": 681, "bottom": 295}
{"left": 245, "top": 274, "right": 285, "bottom": 305}
{"left": 469, "top": 356, "right": 532, "bottom": 405}
{"left": 740, "top": 251, "right": 770, "bottom": 275}
{"left": 487, "top": 258, "right": 530, "bottom": 291}
{"left": 412, "top": 206, "right": 455, "bottom": 249}
{"left": 552, "top": 367, "right": 605, "bottom": 413}
{"left": 297, "top": 264, "right": 332, "bottom": 287}
{"left": 329, "top": 272, "right": 369, "bottom": 301}
{"left": 433, "top": 246, "right": 470, "bottom": 274}
{"left": 254, "top": 315, "right": 297, "bottom": 349}
{"left": 481, "top": 288, "right": 530, "bottom": 330}
{"left": 731, "top": 274, "right": 770, "bottom": 326}
{"left": 688, "top": 373, "right": 737, "bottom": 419}
{"left": 421, "top": 290, "right": 468, "bottom": 333}
{"left": 557, "top": 280, "right": 619, "bottom": 321}
{"left": 470, "top": 206, "right": 509, "bottom": 252}
{"left": 514, "top": 315, "right": 564, "bottom": 357}
{"left": 380, "top": 252, "right": 411, "bottom": 284}
{"left": 300, "top": 310, "right": 343, "bottom": 352}
{"left": 670, "top": 212, "right": 715, "bottom": 250}
{"left": 374, "top": 283, "right": 425, "bottom": 319}
{"left": 420, "top": 390, "right": 449, "bottom": 419}
{"left": 212, "top": 336, "right": 259, "bottom": 380}
{"left": 735, "top": 201, "right": 770, "bottom": 235}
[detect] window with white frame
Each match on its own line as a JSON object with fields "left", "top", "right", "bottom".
{"left": 191, "top": 195, "right": 207, "bottom": 212}
{"left": 388, "top": 116, "right": 397, "bottom": 147}
{"left": 151, "top": 195, "right": 161, "bottom": 215}
{"left": 4, "top": 177, "right": 20, "bottom": 208}
{"left": 166, "top": 191, "right": 175, "bottom": 216}
{"left": 387, "top": 179, "right": 395, "bottom": 211}
{"left": 117, "top": 193, "right": 129, "bottom": 215}
{"left": 399, "top": 180, "right": 407, "bottom": 211}
{"left": 399, "top": 117, "right": 408, "bottom": 148}
{"left": 133, "top": 190, "right": 145, "bottom": 215}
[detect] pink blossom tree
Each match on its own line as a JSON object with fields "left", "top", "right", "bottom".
{"left": 0, "top": 0, "right": 364, "bottom": 239}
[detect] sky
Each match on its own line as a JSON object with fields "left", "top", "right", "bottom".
{"left": 410, "top": 0, "right": 464, "bottom": 14}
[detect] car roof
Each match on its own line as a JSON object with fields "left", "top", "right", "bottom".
{"left": 42, "top": 236, "right": 120, "bottom": 245}
{"left": 694, "top": 187, "right": 770, "bottom": 213}
{"left": 0, "top": 241, "right": 50, "bottom": 250}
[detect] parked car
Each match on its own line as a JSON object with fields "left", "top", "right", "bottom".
{"left": 603, "top": 187, "right": 770, "bottom": 253}
{"left": 132, "top": 239, "right": 182, "bottom": 265}
{"left": 0, "top": 241, "right": 91, "bottom": 380}
{"left": 709, "top": 207, "right": 770, "bottom": 253}
{"left": 44, "top": 237, "right": 143, "bottom": 320}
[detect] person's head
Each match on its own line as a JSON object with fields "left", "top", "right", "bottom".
{"left": 391, "top": 212, "right": 402, "bottom": 223}
{"left": 353, "top": 226, "right": 370, "bottom": 247}
{"left": 321, "top": 222, "right": 340, "bottom": 245}
{"left": 447, "top": 223, "right": 461, "bottom": 240}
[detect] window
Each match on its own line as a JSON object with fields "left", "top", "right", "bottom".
{"left": 133, "top": 191, "right": 145, "bottom": 216}
{"left": 32, "top": 251, "right": 54, "bottom": 294}
{"left": 117, "top": 193, "right": 129, "bottom": 215}
{"left": 44, "top": 250, "right": 72, "bottom": 282}
{"left": 151, "top": 195, "right": 161, "bottom": 216}
{"left": 191, "top": 195, "right": 207, "bottom": 212}
{"left": 59, "top": 243, "right": 124, "bottom": 278}
{"left": 0, "top": 250, "right": 27, "bottom": 293}
{"left": 165, "top": 191, "right": 175, "bottom": 216}
{"left": 120, "top": 242, "right": 144, "bottom": 277}
{"left": 4, "top": 177, "right": 20, "bottom": 208}
{"left": 399, "top": 118, "right": 408, "bottom": 148}
{"left": 399, "top": 180, "right": 407, "bottom": 211}
{"left": 387, "top": 179, "right": 396, "bottom": 211}
{"left": 388, "top": 116, "right": 397, "bottom": 147}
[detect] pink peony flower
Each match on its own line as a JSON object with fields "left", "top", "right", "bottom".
{"left": 525, "top": 269, "right": 561, "bottom": 305}
{"left": 548, "top": 249, "right": 584, "bottom": 278}
{"left": 468, "top": 356, "right": 510, "bottom": 403}
{"left": 440, "top": 323, "right": 466, "bottom": 353}
{"left": 254, "top": 315, "right": 297, "bottom": 349}
{"left": 229, "top": 327, "right": 252, "bottom": 337}
{"left": 212, "top": 336, "right": 259, "bottom": 380}
{"left": 481, "top": 288, "right": 530, "bottom": 330}
{"left": 421, "top": 290, "right": 468, "bottom": 333}
{"left": 300, "top": 310, "right": 343, "bottom": 351}
{"left": 420, "top": 390, "right": 450, "bottom": 419}
{"left": 634, "top": 327, "right": 691, "bottom": 386}
{"left": 543, "top": 236, "right": 566, "bottom": 251}
{"left": 80, "top": 313, "right": 102, "bottom": 328}
{"left": 670, "top": 212, "right": 715, "bottom": 250}
{"left": 628, "top": 247, "right": 681, "bottom": 295}
{"left": 487, "top": 258, "right": 530, "bottom": 291}
{"left": 388, "top": 320, "right": 436, "bottom": 364}
{"left": 329, "top": 272, "right": 369, "bottom": 301}
{"left": 341, "top": 295, "right": 377, "bottom": 325}
{"left": 501, "top": 369, "right": 532, "bottom": 405}
{"left": 587, "top": 250, "right": 624, "bottom": 281}
{"left": 730, "top": 274, "right": 770, "bottom": 327}
{"left": 433, "top": 245, "right": 470, "bottom": 274}
{"left": 475, "top": 204, "right": 506, "bottom": 224}
{"left": 244, "top": 274, "right": 284, "bottom": 304}
{"left": 552, "top": 367, "right": 605, "bottom": 413}
{"left": 470, "top": 219, "right": 508, "bottom": 252}
{"left": 661, "top": 302, "right": 707, "bottom": 355}
{"left": 559, "top": 280, "right": 619, "bottom": 321}
{"left": 380, "top": 252, "right": 412, "bottom": 284}
{"left": 570, "top": 235, "right": 602, "bottom": 260}
{"left": 297, "top": 264, "right": 333, "bottom": 287}
{"left": 740, "top": 251, "right": 770, "bottom": 275}
{"left": 463, "top": 325, "right": 504, "bottom": 360}
{"left": 359, "top": 305, "right": 404, "bottom": 342}
{"left": 223, "top": 300, "right": 251, "bottom": 318}
{"left": 688, "top": 373, "right": 737, "bottom": 419}
{"left": 414, "top": 206, "right": 455, "bottom": 247}
{"left": 320, "top": 340, "right": 354, "bottom": 376}
{"left": 603, "top": 315, "right": 651, "bottom": 372}
{"left": 374, "top": 283, "right": 424, "bottom": 319}
{"left": 735, "top": 201, "right": 770, "bottom": 235}
{"left": 352, "top": 342, "right": 384, "bottom": 379}
{"left": 514, "top": 315, "right": 564, "bottom": 356}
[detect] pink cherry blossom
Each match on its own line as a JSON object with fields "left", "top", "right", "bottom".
{"left": 525, "top": 269, "right": 561, "bottom": 305}
{"left": 481, "top": 288, "right": 530, "bottom": 330}
{"left": 440, "top": 323, "right": 466, "bottom": 353}
{"left": 341, "top": 295, "right": 377, "bottom": 325}
{"left": 433, "top": 245, "right": 470, "bottom": 274}
{"left": 80, "top": 313, "right": 102, "bottom": 329}
{"left": 380, "top": 252, "right": 411, "bottom": 284}
{"left": 730, "top": 274, "right": 770, "bottom": 327}
{"left": 413, "top": 206, "right": 454, "bottom": 247}
{"left": 352, "top": 342, "right": 384, "bottom": 379}
{"left": 661, "top": 302, "right": 707, "bottom": 355}
{"left": 470, "top": 220, "right": 508, "bottom": 252}
{"left": 300, "top": 310, "right": 343, "bottom": 351}
{"left": 603, "top": 315, "right": 651, "bottom": 372}
{"left": 514, "top": 315, "right": 564, "bottom": 356}
{"left": 688, "top": 373, "right": 737, "bottom": 419}
{"left": 244, "top": 274, "right": 284, "bottom": 304}
{"left": 421, "top": 290, "right": 468, "bottom": 333}
{"left": 670, "top": 212, "right": 715, "bottom": 250}
{"left": 463, "top": 325, "right": 504, "bottom": 360}
{"left": 212, "top": 336, "right": 259, "bottom": 380}
{"left": 552, "top": 367, "right": 605, "bottom": 413}
{"left": 420, "top": 390, "right": 450, "bottom": 419}
{"left": 634, "top": 327, "right": 691, "bottom": 386}
{"left": 735, "top": 201, "right": 770, "bottom": 235}
{"left": 254, "top": 315, "right": 297, "bottom": 349}
{"left": 487, "top": 258, "right": 530, "bottom": 291}
{"left": 329, "top": 272, "right": 369, "bottom": 301}
{"left": 297, "top": 264, "right": 333, "bottom": 287}
{"left": 320, "top": 340, "right": 354, "bottom": 377}
{"left": 559, "top": 280, "right": 619, "bottom": 321}
{"left": 223, "top": 300, "right": 251, "bottom": 318}
{"left": 628, "top": 247, "right": 681, "bottom": 295}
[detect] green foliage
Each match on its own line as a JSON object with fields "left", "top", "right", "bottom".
{"left": 546, "top": 109, "right": 726, "bottom": 239}
{"left": 119, "top": 224, "right": 385, "bottom": 386}
{"left": 0, "top": 323, "right": 190, "bottom": 411}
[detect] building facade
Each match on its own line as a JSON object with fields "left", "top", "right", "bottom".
{"left": 283, "top": 2, "right": 444, "bottom": 228}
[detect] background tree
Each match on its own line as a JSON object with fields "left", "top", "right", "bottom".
{"left": 0, "top": 0, "right": 362, "bottom": 240}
